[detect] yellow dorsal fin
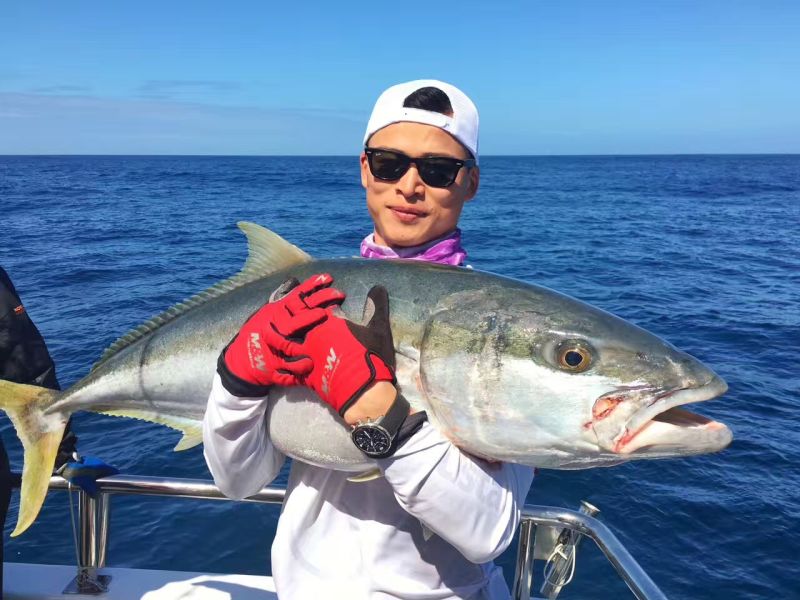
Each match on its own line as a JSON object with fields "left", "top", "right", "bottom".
{"left": 92, "top": 222, "right": 312, "bottom": 371}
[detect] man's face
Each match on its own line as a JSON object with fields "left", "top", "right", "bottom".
{"left": 361, "top": 121, "right": 479, "bottom": 248}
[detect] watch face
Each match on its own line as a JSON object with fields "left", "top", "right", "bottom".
{"left": 353, "top": 426, "right": 392, "bottom": 457}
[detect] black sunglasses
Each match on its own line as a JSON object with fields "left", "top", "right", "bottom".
{"left": 364, "top": 147, "right": 476, "bottom": 188}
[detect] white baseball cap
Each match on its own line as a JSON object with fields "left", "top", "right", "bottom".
{"left": 363, "top": 79, "right": 480, "bottom": 164}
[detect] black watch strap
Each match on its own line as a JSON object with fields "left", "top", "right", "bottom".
{"left": 382, "top": 391, "right": 410, "bottom": 436}
{"left": 394, "top": 410, "right": 428, "bottom": 449}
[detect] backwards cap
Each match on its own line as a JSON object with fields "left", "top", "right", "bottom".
{"left": 363, "top": 79, "right": 479, "bottom": 164}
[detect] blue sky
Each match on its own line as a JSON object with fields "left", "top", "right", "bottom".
{"left": 1, "top": 1, "right": 798, "bottom": 155}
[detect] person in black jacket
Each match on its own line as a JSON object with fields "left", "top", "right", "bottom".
{"left": 0, "top": 267, "right": 78, "bottom": 595}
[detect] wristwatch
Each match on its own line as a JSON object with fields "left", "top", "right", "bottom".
{"left": 350, "top": 392, "right": 410, "bottom": 458}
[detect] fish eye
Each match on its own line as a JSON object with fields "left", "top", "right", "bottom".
{"left": 556, "top": 341, "right": 593, "bottom": 372}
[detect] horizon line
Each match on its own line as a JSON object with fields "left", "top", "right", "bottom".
{"left": 1, "top": 152, "right": 799, "bottom": 158}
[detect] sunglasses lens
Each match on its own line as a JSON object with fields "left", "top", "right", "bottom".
{"left": 418, "top": 159, "right": 460, "bottom": 187}
{"left": 366, "top": 149, "right": 465, "bottom": 188}
{"left": 369, "top": 150, "right": 409, "bottom": 181}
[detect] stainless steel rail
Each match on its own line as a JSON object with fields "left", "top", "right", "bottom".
{"left": 18, "top": 474, "right": 666, "bottom": 599}
{"left": 515, "top": 505, "right": 667, "bottom": 600}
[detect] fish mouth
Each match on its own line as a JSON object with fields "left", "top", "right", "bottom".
{"left": 595, "top": 375, "right": 732, "bottom": 456}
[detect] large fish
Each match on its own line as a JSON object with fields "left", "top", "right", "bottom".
{"left": 0, "top": 222, "right": 732, "bottom": 536}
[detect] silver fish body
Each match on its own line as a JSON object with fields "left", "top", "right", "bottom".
{"left": 0, "top": 223, "right": 731, "bottom": 536}
{"left": 54, "top": 257, "right": 730, "bottom": 470}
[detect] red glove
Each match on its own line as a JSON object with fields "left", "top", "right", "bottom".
{"left": 221, "top": 274, "right": 346, "bottom": 394}
{"left": 300, "top": 285, "right": 395, "bottom": 415}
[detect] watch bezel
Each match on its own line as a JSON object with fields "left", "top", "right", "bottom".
{"left": 351, "top": 422, "right": 394, "bottom": 458}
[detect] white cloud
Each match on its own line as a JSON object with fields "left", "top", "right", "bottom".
{"left": 29, "top": 85, "right": 93, "bottom": 94}
{"left": 0, "top": 92, "right": 365, "bottom": 154}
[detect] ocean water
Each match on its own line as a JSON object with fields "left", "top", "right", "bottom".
{"left": 1, "top": 155, "right": 798, "bottom": 599}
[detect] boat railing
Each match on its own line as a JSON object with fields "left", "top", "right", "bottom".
{"left": 14, "top": 474, "right": 667, "bottom": 600}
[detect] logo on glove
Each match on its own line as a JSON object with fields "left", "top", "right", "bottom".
{"left": 321, "top": 347, "right": 340, "bottom": 396}
{"left": 247, "top": 332, "right": 267, "bottom": 373}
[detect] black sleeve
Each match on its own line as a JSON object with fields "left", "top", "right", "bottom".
{"left": 0, "top": 267, "right": 61, "bottom": 390}
{"left": 0, "top": 267, "right": 78, "bottom": 468}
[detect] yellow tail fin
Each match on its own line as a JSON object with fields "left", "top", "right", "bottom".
{"left": 0, "top": 379, "right": 65, "bottom": 536}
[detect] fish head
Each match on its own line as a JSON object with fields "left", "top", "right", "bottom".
{"left": 418, "top": 284, "right": 732, "bottom": 469}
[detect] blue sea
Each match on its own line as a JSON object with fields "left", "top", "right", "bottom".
{"left": 1, "top": 155, "right": 798, "bottom": 599}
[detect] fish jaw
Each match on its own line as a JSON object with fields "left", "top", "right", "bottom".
{"left": 590, "top": 374, "right": 732, "bottom": 457}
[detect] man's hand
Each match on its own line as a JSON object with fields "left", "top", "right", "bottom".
{"left": 222, "top": 274, "right": 345, "bottom": 392}
{"left": 54, "top": 429, "right": 78, "bottom": 473}
{"left": 299, "top": 286, "right": 396, "bottom": 416}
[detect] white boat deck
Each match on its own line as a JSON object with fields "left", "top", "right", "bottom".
{"left": 5, "top": 563, "right": 278, "bottom": 600}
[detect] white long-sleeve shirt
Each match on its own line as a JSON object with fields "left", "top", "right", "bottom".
{"left": 203, "top": 375, "right": 534, "bottom": 600}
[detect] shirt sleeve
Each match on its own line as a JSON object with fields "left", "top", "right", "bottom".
{"left": 377, "top": 422, "right": 535, "bottom": 564}
{"left": 0, "top": 267, "right": 60, "bottom": 389}
{"left": 202, "top": 374, "right": 286, "bottom": 500}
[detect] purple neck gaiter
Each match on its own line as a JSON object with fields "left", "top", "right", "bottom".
{"left": 360, "top": 229, "right": 468, "bottom": 266}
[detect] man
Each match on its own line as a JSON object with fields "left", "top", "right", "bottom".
{"left": 203, "top": 80, "right": 535, "bottom": 599}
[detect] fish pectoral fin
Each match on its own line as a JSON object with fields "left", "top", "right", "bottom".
{"left": 0, "top": 379, "right": 65, "bottom": 537}
{"left": 100, "top": 410, "right": 203, "bottom": 451}
{"left": 346, "top": 468, "right": 383, "bottom": 483}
